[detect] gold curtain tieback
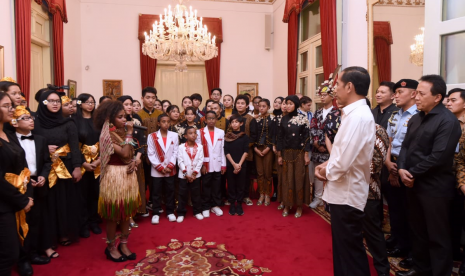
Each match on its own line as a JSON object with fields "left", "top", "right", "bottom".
{"left": 80, "top": 142, "right": 100, "bottom": 179}
{"left": 49, "top": 144, "right": 72, "bottom": 188}
{"left": 5, "top": 167, "right": 31, "bottom": 245}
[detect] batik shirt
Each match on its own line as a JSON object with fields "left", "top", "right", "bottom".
{"left": 310, "top": 107, "right": 341, "bottom": 163}
{"left": 369, "top": 125, "right": 389, "bottom": 200}
{"left": 386, "top": 104, "right": 419, "bottom": 157}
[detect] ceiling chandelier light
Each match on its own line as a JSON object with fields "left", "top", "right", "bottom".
{"left": 409, "top": 27, "right": 424, "bottom": 67}
{"left": 142, "top": 0, "right": 218, "bottom": 72}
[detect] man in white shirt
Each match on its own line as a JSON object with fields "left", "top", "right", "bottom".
{"left": 315, "top": 66, "right": 375, "bottom": 276}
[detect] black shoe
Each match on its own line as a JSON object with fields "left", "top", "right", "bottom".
{"left": 387, "top": 248, "right": 408, "bottom": 258}
{"left": 104, "top": 248, "right": 127, "bottom": 262}
{"left": 80, "top": 226, "right": 90, "bottom": 238}
{"left": 399, "top": 257, "right": 413, "bottom": 270}
{"left": 229, "top": 203, "right": 236, "bottom": 215}
{"left": 18, "top": 261, "right": 33, "bottom": 276}
{"left": 90, "top": 223, "right": 102, "bottom": 234}
{"left": 271, "top": 193, "right": 277, "bottom": 202}
{"left": 385, "top": 235, "right": 397, "bottom": 250}
{"left": 395, "top": 269, "right": 419, "bottom": 276}
{"left": 236, "top": 202, "right": 244, "bottom": 216}
{"left": 118, "top": 244, "right": 136, "bottom": 260}
{"left": 459, "top": 261, "right": 465, "bottom": 276}
{"left": 30, "top": 254, "right": 50, "bottom": 265}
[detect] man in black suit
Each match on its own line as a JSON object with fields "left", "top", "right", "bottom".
{"left": 9, "top": 106, "right": 52, "bottom": 276}
{"left": 396, "top": 75, "right": 462, "bottom": 276}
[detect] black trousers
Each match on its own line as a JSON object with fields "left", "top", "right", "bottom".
{"left": 381, "top": 170, "right": 411, "bottom": 251}
{"left": 407, "top": 190, "right": 453, "bottom": 276}
{"left": 362, "top": 200, "right": 390, "bottom": 275}
{"left": 151, "top": 176, "right": 175, "bottom": 215}
{"left": 227, "top": 166, "right": 247, "bottom": 203}
{"left": 220, "top": 174, "right": 228, "bottom": 201}
{"left": 143, "top": 157, "right": 153, "bottom": 201}
{"left": 0, "top": 212, "right": 20, "bottom": 276}
{"left": 177, "top": 178, "right": 202, "bottom": 216}
{"left": 329, "top": 204, "right": 370, "bottom": 276}
{"left": 243, "top": 160, "right": 256, "bottom": 199}
{"left": 450, "top": 192, "right": 464, "bottom": 259}
{"left": 202, "top": 172, "right": 222, "bottom": 211}
{"left": 79, "top": 172, "right": 100, "bottom": 228}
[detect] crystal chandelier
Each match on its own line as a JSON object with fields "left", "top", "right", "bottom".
{"left": 142, "top": 0, "right": 218, "bottom": 72}
{"left": 409, "top": 27, "right": 424, "bottom": 67}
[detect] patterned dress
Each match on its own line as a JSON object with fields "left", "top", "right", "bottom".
{"left": 369, "top": 125, "right": 389, "bottom": 200}
{"left": 310, "top": 108, "right": 341, "bottom": 163}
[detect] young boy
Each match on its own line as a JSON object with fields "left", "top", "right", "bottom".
{"left": 211, "top": 102, "right": 228, "bottom": 132}
{"left": 200, "top": 99, "right": 215, "bottom": 127}
{"left": 190, "top": 93, "right": 204, "bottom": 118}
{"left": 224, "top": 114, "right": 249, "bottom": 216}
{"left": 197, "top": 111, "right": 226, "bottom": 217}
{"left": 10, "top": 106, "right": 53, "bottom": 270}
{"left": 176, "top": 127, "right": 204, "bottom": 222}
{"left": 147, "top": 114, "right": 179, "bottom": 224}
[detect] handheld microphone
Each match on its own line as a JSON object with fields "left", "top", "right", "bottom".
{"left": 125, "top": 115, "right": 148, "bottom": 131}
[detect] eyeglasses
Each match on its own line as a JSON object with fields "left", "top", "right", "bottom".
{"left": 0, "top": 105, "right": 14, "bottom": 110}
{"left": 18, "top": 116, "right": 35, "bottom": 121}
{"left": 84, "top": 101, "right": 95, "bottom": 105}
{"left": 253, "top": 101, "right": 260, "bottom": 104}
{"left": 206, "top": 117, "right": 216, "bottom": 121}
{"left": 48, "top": 100, "right": 61, "bottom": 105}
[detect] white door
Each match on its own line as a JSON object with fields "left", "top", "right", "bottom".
{"left": 30, "top": 43, "right": 44, "bottom": 112}
{"left": 155, "top": 64, "right": 209, "bottom": 106}
{"left": 423, "top": 0, "right": 465, "bottom": 90}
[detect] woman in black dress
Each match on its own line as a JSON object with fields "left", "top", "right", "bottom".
{"left": 117, "top": 96, "right": 147, "bottom": 223}
{"left": 0, "top": 92, "right": 34, "bottom": 275}
{"left": 276, "top": 95, "right": 311, "bottom": 218}
{"left": 33, "top": 90, "right": 83, "bottom": 249}
{"left": 75, "top": 94, "right": 102, "bottom": 237}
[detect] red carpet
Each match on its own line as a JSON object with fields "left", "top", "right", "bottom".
{"left": 18, "top": 201, "right": 380, "bottom": 276}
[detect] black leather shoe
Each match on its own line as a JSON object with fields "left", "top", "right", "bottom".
{"left": 459, "top": 261, "right": 465, "bottom": 276}
{"left": 80, "top": 226, "right": 90, "bottom": 238}
{"left": 18, "top": 261, "right": 33, "bottom": 276}
{"left": 385, "top": 235, "right": 397, "bottom": 250}
{"left": 399, "top": 257, "right": 413, "bottom": 270}
{"left": 387, "top": 248, "right": 408, "bottom": 258}
{"left": 118, "top": 244, "right": 136, "bottom": 260}
{"left": 395, "top": 269, "right": 419, "bottom": 276}
{"left": 30, "top": 255, "right": 50, "bottom": 265}
{"left": 90, "top": 224, "right": 102, "bottom": 234}
{"left": 229, "top": 203, "right": 236, "bottom": 216}
{"left": 236, "top": 202, "right": 244, "bottom": 216}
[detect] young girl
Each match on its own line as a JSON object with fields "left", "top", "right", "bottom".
{"left": 271, "top": 97, "right": 284, "bottom": 202}
{"left": 154, "top": 100, "right": 163, "bottom": 111}
{"left": 94, "top": 100, "right": 140, "bottom": 262}
{"left": 161, "top": 100, "right": 172, "bottom": 113}
{"left": 249, "top": 96, "right": 262, "bottom": 119}
{"left": 222, "top": 94, "right": 234, "bottom": 120}
{"left": 179, "top": 96, "right": 193, "bottom": 122}
{"left": 75, "top": 94, "right": 102, "bottom": 237}
{"left": 252, "top": 99, "right": 275, "bottom": 206}
{"left": 275, "top": 98, "right": 287, "bottom": 208}
{"left": 276, "top": 95, "right": 311, "bottom": 218}
{"left": 177, "top": 107, "right": 201, "bottom": 144}
{"left": 224, "top": 114, "right": 249, "bottom": 215}
{"left": 176, "top": 127, "right": 204, "bottom": 222}
{"left": 147, "top": 114, "right": 179, "bottom": 224}
{"left": 166, "top": 105, "right": 181, "bottom": 135}
{"left": 132, "top": 100, "right": 142, "bottom": 114}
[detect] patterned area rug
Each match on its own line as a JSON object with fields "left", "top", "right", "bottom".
{"left": 312, "top": 206, "right": 461, "bottom": 276}
{"left": 115, "top": 238, "right": 272, "bottom": 276}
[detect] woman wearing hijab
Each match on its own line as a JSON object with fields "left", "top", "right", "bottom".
{"left": 276, "top": 95, "right": 311, "bottom": 218}
{"left": 74, "top": 94, "right": 102, "bottom": 237}
{"left": 271, "top": 97, "right": 284, "bottom": 202}
{"left": 32, "top": 90, "right": 82, "bottom": 250}
{"left": 117, "top": 96, "right": 148, "bottom": 222}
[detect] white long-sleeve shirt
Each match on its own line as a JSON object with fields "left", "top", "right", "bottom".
{"left": 322, "top": 99, "right": 375, "bottom": 211}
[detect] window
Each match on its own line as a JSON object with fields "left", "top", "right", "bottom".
{"left": 297, "top": 0, "right": 321, "bottom": 111}
{"left": 442, "top": 0, "right": 465, "bottom": 21}
{"left": 441, "top": 31, "right": 465, "bottom": 84}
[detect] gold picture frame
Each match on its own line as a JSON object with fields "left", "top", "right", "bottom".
{"left": 237, "top": 83, "right": 259, "bottom": 98}
{"left": 68, "top": 79, "right": 77, "bottom": 98}
{"left": 0, "top": 45, "right": 4, "bottom": 79}
{"left": 102, "top": 79, "right": 123, "bottom": 100}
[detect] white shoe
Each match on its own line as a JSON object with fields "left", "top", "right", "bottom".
{"left": 195, "top": 213, "right": 204, "bottom": 220}
{"left": 202, "top": 210, "right": 210, "bottom": 218}
{"left": 151, "top": 215, "right": 159, "bottom": 225}
{"left": 168, "top": 214, "right": 176, "bottom": 222}
{"left": 211, "top": 206, "right": 223, "bottom": 216}
{"left": 309, "top": 198, "right": 323, "bottom": 209}
{"left": 176, "top": 216, "right": 184, "bottom": 223}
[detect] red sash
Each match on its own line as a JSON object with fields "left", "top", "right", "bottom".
{"left": 200, "top": 128, "right": 210, "bottom": 171}
{"left": 151, "top": 132, "right": 166, "bottom": 172}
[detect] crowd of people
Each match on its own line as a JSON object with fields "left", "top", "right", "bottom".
{"left": 0, "top": 65, "right": 464, "bottom": 276}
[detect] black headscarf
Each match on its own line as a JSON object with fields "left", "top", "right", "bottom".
{"left": 273, "top": 96, "right": 284, "bottom": 116}
{"left": 36, "top": 90, "right": 70, "bottom": 129}
{"left": 285, "top": 95, "right": 300, "bottom": 117}
{"left": 117, "top": 95, "right": 133, "bottom": 103}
